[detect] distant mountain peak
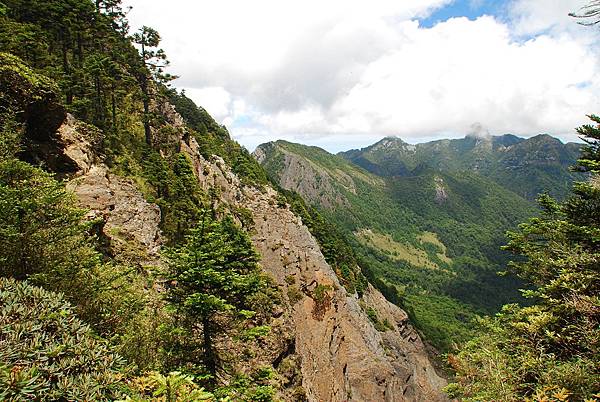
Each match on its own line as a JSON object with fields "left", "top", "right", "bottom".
{"left": 338, "top": 133, "right": 581, "bottom": 200}
{"left": 370, "top": 136, "right": 411, "bottom": 151}
{"left": 528, "top": 133, "right": 564, "bottom": 144}
{"left": 492, "top": 134, "right": 524, "bottom": 148}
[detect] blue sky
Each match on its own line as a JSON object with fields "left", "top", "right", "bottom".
{"left": 421, "top": 0, "right": 505, "bottom": 28}
{"left": 126, "top": 0, "right": 598, "bottom": 153}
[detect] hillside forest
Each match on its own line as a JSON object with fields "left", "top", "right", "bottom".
{"left": 0, "top": 0, "right": 598, "bottom": 401}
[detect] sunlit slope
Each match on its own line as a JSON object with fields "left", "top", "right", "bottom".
{"left": 255, "top": 139, "right": 537, "bottom": 349}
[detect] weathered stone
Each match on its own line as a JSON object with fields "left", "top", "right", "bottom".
{"left": 434, "top": 176, "right": 448, "bottom": 204}
{"left": 68, "top": 165, "right": 162, "bottom": 267}
{"left": 182, "top": 136, "right": 449, "bottom": 402}
{"left": 56, "top": 114, "right": 102, "bottom": 175}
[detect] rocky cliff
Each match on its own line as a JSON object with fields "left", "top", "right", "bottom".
{"left": 48, "top": 103, "right": 448, "bottom": 401}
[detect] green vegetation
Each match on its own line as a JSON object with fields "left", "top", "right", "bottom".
{"left": 447, "top": 115, "right": 600, "bottom": 401}
{"left": 287, "top": 286, "right": 304, "bottom": 304}
{"left": 0, "top": 158, "right": 92, "bottom": 281}
{"left": 1, "top": 0, "right": 139, "bottom": 131}
{"left": 132, "top": 25, "right": 177, "bottom": 145}
{"left": 0, "top": 277, "right": 125, "bottom": 401}
{"left": 257, "top": 139, "right": 536, "bottom": 350}
{"left": 163, "top": 214, "right": 277, "bottom": 381}
{"left": 341, "top": 134, "right": 582, "bottom": 201}
{"left": 123, "top": 371, "right": 214, "bottom": 402}
{"left": 356, "top": 228, "right": 446, "bottom": 270}
{"left": 0, "top": 1, "right": 286, "bottom": 399}
{"left": 360, "top": 302, "right": 393, "bottom": 332}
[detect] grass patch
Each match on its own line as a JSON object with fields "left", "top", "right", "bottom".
{"left": 355, "top": 229, "right": 440, "bottom": 270}
{"left": 418, "top": 231, "right": 452, "bottom": 265}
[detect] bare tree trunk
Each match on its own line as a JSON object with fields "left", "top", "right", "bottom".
{"left": 202, "top": 316, "right": 217, "bottom": 387}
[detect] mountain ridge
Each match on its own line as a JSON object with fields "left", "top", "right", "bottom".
{"left": 254, "top": 138, "right": 550, "bottom": 350}
{"left": 338, "top": 133, "right": 582, "bottom": 200}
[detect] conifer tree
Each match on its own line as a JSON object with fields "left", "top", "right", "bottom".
{"left": 164, "top": 212, "right": 273, "bottom": 385}
{"left": 132, "top": 26, "right": 176, "bottom": 146}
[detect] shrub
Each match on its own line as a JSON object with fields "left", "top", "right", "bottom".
{"left": 0, "top": 277, "right": 125, "bottom": 400}
{"left": 121, "top": 371, "right": 213, "bottom": 402}
{"left": 287, "top": 286, "right": 304, "bottom": 305}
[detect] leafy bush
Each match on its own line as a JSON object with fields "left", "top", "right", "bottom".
{"left": 287, "top": 286, "right": 304, "bottom": 305}
{"left": 121, "top": 371, "right": 213, "bottom": 402}
{"left": 0, "top": 277, "right": 125, "bottom": 400}
{"left": 214, "top": 371, "right": 276, "bottom": 402}
{"left": 0, "top": 158, "right": 94, "bottom": 281}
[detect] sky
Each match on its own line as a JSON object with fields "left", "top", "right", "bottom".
{"left": 124, "top": 0, "right": 600, "bottom": 153}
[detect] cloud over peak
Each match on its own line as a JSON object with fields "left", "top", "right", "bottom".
{"left": 126, "top": 0, "right": 599, "bottom": 152}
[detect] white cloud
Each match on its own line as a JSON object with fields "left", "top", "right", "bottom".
{"left": 183, "top": 87, "right": 231, "bottom": 121}
{"left": 332, "top": 17, "right": 599, "bottom": 137}
{"left": 125, "top": 0, "right": 600, "bottom": 151}
{"left": 509, "top": 0, "right": 590, "bottom": 36}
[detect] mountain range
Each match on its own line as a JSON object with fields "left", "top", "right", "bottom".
{"left": 341, "top": 134, "right": 581, "bottom": 200}
{"left": 254, "top": 134, "right": 582, "bottom": 349}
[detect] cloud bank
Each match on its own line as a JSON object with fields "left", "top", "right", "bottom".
{"left": 125, "top": 0, "right": 599, "bottom": 151}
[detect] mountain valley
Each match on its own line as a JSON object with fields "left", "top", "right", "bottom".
{"left": 255, "top": 135, "right": 581, "bottom": 349}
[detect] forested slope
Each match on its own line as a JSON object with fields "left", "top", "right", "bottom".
{"left": 0, "top": 1, "right": 448, "bottom": 400}
{"left": 255, "top": 140, "right": 538, "bottom": 350}
{"left": 340, "top": 134, "right": 582, "bottom": 201}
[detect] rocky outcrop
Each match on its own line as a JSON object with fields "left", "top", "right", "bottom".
{"left": 434, "top": 176, "right": 448, "bottom": 204}
{"left": 52, "top": 116, "right": 163, "bottom": 267}
{"left": 278, "top": 153, "right": 351, "bottom": 209}
{"left": 254, "top": 143, "right": 354, "bottom": 210}
{"left": 55, "top": 115, "right": 102, "bottom": 175}
{"left": 49, "top": 101, "right": 447, "bottom": 401}
{"left": 181, "top": 137, "right": 449, "bottom": 401}
{"left": 68, "top": 165, "right": 162, "bottom": 266}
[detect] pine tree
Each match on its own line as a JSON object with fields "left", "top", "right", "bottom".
{"left": 132, "top": 26, "right": 176, "bottom": 146}
{"left": 163, "top": 212, "right": 273, "bottom": 385}
{"left": 573, "top": 114, "right": 600, "bottom": 172}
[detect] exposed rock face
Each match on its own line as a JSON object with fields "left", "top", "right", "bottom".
{"left": 53, "top": 104, "right": 448, "bottom": 401}
{"left": 56, "top": 116, "right": 162, "bottom": 266}
{"left": 253, "top": 142, "right": 360, "bottom": 210}
{"left": 278, "top": 153, "right": 351, "bottom": 209}
{"left": 68, "top": 165, "right": 162, "bottom": 266}
{"left": 181, "top": 138, "right": 449, "bottom": 401}
{"left": 56, "top": 114, "right": 103, "bottom": 175}
{"left": 434, "top": 176, "right": 448, "bottom": 204}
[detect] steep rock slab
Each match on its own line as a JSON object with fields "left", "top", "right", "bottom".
{"left": 181, "top": 138, "right": 448, "bottom": 401}
{"left": 68, "top": 165, "right": 162, "bottom": 266}
{"left": 56, "top": 117, "right": 163, "bottom": 267}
